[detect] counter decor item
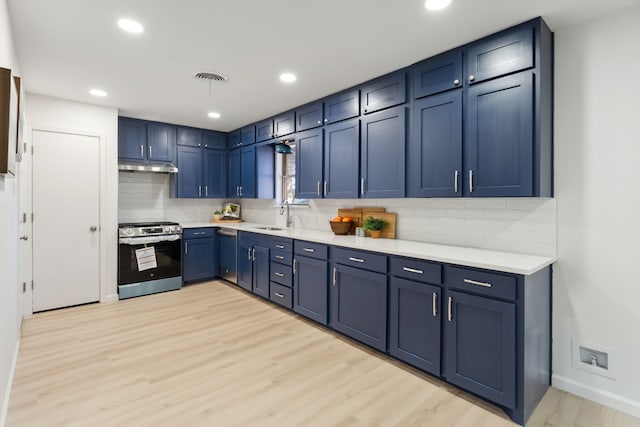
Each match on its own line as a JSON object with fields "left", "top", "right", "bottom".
{"left": 330, "top": 215, "right": 353, "bottom": 235}
{"left": 362, "top": 216, "right": 387, "bottom": 238}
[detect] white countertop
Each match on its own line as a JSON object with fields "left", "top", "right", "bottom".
{"left": 181, "top": 222, "right": 555, "bottom": 276}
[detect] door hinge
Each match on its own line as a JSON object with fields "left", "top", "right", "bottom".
{"left": 22, "top": 282, "right": 26, "bottom": 293}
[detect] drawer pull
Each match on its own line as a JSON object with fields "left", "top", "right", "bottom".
{"left": 275, "top": 255, "right": 285, "bottom": 260}
{"left": 432, "top": 292, "right": 437, "bottom": 317}
{"left": 275, "top": 244, "right": 285, "bottom": 249}
{"left": 274, "top": 272, "right": 285, "bottom": 277}
{"left": 348, "top": 257, "right": 365, "bottom": 263}
{"left": 275, "top": 292, "right": 285, "bottom": 298}
{"left": 463, "top": 278, "right": 492, "bottom": 288}
{"left": 402, "top": 267, "right": 423, "bottom": 275}
{"left": 303, "top": 248, "right": 315, "bottom": 253}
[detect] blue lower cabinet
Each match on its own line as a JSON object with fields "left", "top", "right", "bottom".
{"left": 182, "top": 230, "right": 218, "bottom": 284}
{"left": 444, "top": 289, "right": 516, "bottom": 409}
{"left": 389, "top": 277, "right": 441, "bottom": 375}
{"left": 293, "top": 255, "right": 328, "bottom": 325}
{"left": 330, "top": 263, "right": 388, "bottom": 352}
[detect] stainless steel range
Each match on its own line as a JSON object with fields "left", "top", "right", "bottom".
{"left": 118, "top": 221, "right": 182, "bottom": 299}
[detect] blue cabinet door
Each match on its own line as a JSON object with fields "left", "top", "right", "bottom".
{"left": 389, "top": 277, "right": 441, "bottom": 375}
{"left": 147, "top": 123, "right": 175, "bottom": 162}
{"left": 466, "top": 23, "right": 534, "bottom": 85}
{"left": 203, "top": 130, "right": 226, "bottom": 150}
{"left": 252, "top": 245, "right": 270, "bottom": 299}
{"left": 361, "top": 106, "right": 406, "bottom": 198}
{"left": 360, "top": 71, "right": 407, "bottom": 114}
{"left": 295, "top": 128, "right": 324, "bottom": 199}
{"left": 176, "top": 145, "right": 203, "bottom": 198}
{"left": 177, "top": 127, "right": 202, "bottom": 147}
{"left": 274, "top": 111, "right": 295, "bottom": 137}
{"left": 324, "top": 118, "right": 360, "bottom": 199}
{"left": 330, "top": 263, "right": 388, "bottom": 352}
{"left": 255, "top": 119, "right": 274, "bottom": 142}
{"left": 293, "top": 255, "right": 328, "bottom": 325}
{"left": 203, "top": 148, "right": 226, "bottom": 198}
{"left": 409, "top": 91, "right": 462, "bottom": 197}
{"left": 324, "top": 89, "right": 360, "bottom": 124}
{"left": 240, "top": 145, "right": 256, "bottom": 198}
{"left": 444, "top": 290, "right": 516, "bottom": 409}
{"left": 413, "top": 49, "right": 463, "bottom": 98}
{"left": 228, "top": 130, "right": 241, "bottom": 149}
{"left": 237, "top": 237, "right": 254, "bottom": 292}
{"left": 241, "top": 125, "right": 256, "bottom": 145}
{"left": 296, "top": 101, "right": 324, "bottom": 131}
{"left": 227, "top": 148, "right": 241, "bottom": 198}
{"left": 118, "top": 117, "right": 146, "bottom": 161}
{"left": 465, "top": 72, "right": 533, "bottom": 197}
{"left": 183, "top": 236, "right": 217, "bottom": 283}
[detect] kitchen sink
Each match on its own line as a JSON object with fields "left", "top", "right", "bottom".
{"left": 254, "top": 226, "right": 283, "bottom": 231}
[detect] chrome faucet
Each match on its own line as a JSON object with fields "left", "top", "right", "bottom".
{"left": 280, "top": 201, "right": 293, "bottom": 228}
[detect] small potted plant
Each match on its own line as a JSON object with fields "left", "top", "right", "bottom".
{"left": 362, "top": 216, "right": 387, "bottom": 238}
{"left": 213, "top": 210, "right": 222, "bottom": 221}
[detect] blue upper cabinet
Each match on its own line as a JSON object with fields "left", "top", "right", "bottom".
{"left": 295, "top": 128, "right": 324, "bottom": 199}
{"left": 296, "top": 101, "right": 324, "bottom": 131}
{"left": 360, "top": 71, "right": 407, "bottom": 114}
{"left": 413, "top": 49, "right": 463, "bottom": 99}
{"left": 203, "top": 130, "right": 226, "bottom": 150}
{"left": 118, "top": 117, "right": 147, "bottom": 161}
{"left": 466, "top": 22, "right": 534, "bottom": 85}
{"left": 255, "top": 119, "right": 274, "bottom": 143}
{"left": 324, "top": 118, "right": 360, "bottom": 199}
{"left": 273, "top": 111, "right": 295, "bottom": 138}
{"left": 465, "top": 72, "right": 533, "bottom": 197}
{"left": 177, "top": 127, "right": 202, "bottom": 147}
{"left": 409, "top": 91, "right": 463, "bottom": 197}
{"left": 227, "top": 129, "right": 241, "bottom": 149}
{"left": 176, "top": 145, "right": 203, "bottom": 198}
{"left": 203, "top": 148, "right": 226, "bottom": 198}
{"left": 146, "top": 123, "right": 176, "bottom": 162}
{"left": 241, "top": 125, "right": 256, "bottom": 145}
{"left": 361, "top": 106, "right": 406, "bottom": 198}
{"left": 324, "top": 89, "right": 360, "bottom": 124}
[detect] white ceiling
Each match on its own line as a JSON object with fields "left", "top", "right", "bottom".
{"left": 7, "top": 0, "right": 638, "bottom": 132}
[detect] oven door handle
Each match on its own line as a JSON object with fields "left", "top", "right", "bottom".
{"left": 119, "top": 235, "right": 181, "bottom": 245}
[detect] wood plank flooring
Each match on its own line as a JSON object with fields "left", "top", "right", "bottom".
{"left": 7, "top": 281, "right": 640, "bottom": 427}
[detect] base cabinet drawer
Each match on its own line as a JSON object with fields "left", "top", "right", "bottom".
{"left": 270, "top": 282, "right": 293, "bottom": 309}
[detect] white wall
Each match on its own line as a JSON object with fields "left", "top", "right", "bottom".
{"left": 26, "top": 94, "right": 119, "bottom": 302}
{"left": 553, "top": 5, "right": 640, "bottom": 417}
{"left": 0, "top": 0, "right": 21, "bottom": 424}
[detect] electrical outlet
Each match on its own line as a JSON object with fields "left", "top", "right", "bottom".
{"left": 572, "top": 339, "right": 616, "bottom": 380}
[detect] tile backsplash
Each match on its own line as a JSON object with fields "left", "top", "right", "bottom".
{"left": 119, "top": 172, "right": 556, "bottom": 257}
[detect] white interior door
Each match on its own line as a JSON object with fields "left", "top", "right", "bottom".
{"left": 32, "top": 130, "right": 100, "bottom": 312}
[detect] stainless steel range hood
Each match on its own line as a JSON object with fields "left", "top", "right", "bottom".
{"left": 118, "top": 162, "right": 179, "bottom": 173}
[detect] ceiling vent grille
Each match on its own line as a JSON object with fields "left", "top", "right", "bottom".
{"left": 194, "top": 72, "right": 229, "bottom": 83}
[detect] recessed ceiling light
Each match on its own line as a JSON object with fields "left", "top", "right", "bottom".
{"left": 207, "top": 112, "right": 221, "bottom": 119}
{"left": 118, "top": 18, "right": 144, "bottom": 34}
{"left": 425, "top": 0, "right": 451, "bottom": 11}
{"left": 280, "top": 73, "right": 297, "bottom": 83}
{"left": 89, "top": 89, "right": 107, "bottom": 97}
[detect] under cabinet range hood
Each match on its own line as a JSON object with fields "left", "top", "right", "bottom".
{"left": 118, "top": 161, "right": 178, "bottom": 173}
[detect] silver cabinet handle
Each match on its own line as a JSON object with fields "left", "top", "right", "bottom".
{"left": 360, "top": 177, "right": 365, "bottom": 195}
{"left": 349, "top": 257, "right": 365, "bottom": 263}
{"left": 275, "top": 244, "right": 285, "bottom": 249}
{"left": 149, "top": 146, "right": 152, "bottom": 158}
{"left": 463, "top": 278, "right": 492, "bottom": 288}
{"left": 323, "top": 181, "right": 327, "bottom": 197}
{"left": 448, "top": 297, "right": 453, "bottom": 322}
{"left": 303, "top": 248, "right": 315, "bottom": 253}
{"left": 432, "top": 292, "right": 437, "bottom": 317}
{"left": 19, "top": 235, "right": 28, "bottom": 241}
{"left": 293, "top": 259, "right": 297, "bottom": 274}
{"left": 454, "top": 170, "right": 459, "bottom": 193}
{"left": 454, "top": 79, "right": 460, "bottom": 86}
{"left": 205, "top": 185, "right": 208, "bottom": 197}
{"left": 402, "top": 267, "right": 423, "bottom": 274}
{"left": 198, "top": 185, "right": 202, "bottom": 197}
{"left": 275, "top": 255, "right": 285, "bottom": 260}
{"left": 275, "top": 292, "right": 285, "bottom": 298}
{"left": 185, "top": 242, "right": 188, "bottom": 254}
{"left": 332, "top": 267, "right": 337, "bottom": 285}
{"left": 252, "top": 247, "right": 256, "bottom": 261}
{"left": 274, "top": 272, "right": 285, "bottom": 277}
{"left": 317, "top": 181, "right": 321, "bottom": 197}
{"left": 469, "top": 170, "right": 474, "bottom": 193}
{"left": 140, "top": 145, "right": 144, "bottom": 157}
{"left": 469, "top": 75, "right": 475, "bottom": 82}
{"left": 247, "top": 247, "right": 252, "bottom": 261}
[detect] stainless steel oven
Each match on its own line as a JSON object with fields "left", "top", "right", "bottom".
{"left": 118, "top": 222, "right": 182, "bottom": 299}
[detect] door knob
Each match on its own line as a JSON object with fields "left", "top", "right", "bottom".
{"left": 90, "top": 226, "right": 98, "bottom": 232}
{"left": 19, "top": 235, "right": 28, "bottom": 241}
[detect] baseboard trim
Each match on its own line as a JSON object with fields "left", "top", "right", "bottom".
{"left": 553, "top": 374, "right": 640, "bottom": 419}
{"left": 0, "top": 340, "right": 20, "bottom": 427}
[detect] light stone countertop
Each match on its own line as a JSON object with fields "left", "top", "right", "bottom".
{"left": 181, "top": 221, "right": 556, "bottom": 276}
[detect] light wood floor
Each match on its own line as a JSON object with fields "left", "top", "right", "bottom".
{"left": 7, "top": 281, "right": 640, "bottom": 427}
